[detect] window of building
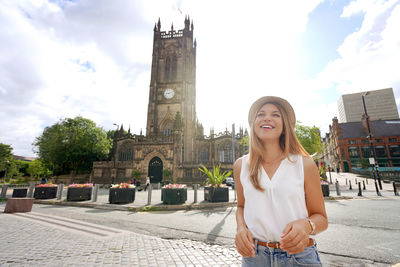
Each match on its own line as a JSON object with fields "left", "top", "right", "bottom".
{"left": 162, "top": 121, "right": 173, "bottom": 136}
{"left": 119, "top": 147, "right": 133, "bottom": 161}
{"left": 200, "top": 150, "right": 209, "bottom": 163}
{"left": 219, "top": 143, "right": 233, "bottom": 163}
{"left": 361, "top": 139, "right": 369, "bottom": 144}
{"left": 361, "top": 146, "right": 371, "bottom": 158}
{"left": 171, "top": 56, "right": 177, "bottom": 81}
{"left": 389, "top": 145, "right": 400, "bottom": 157}
{"left": 341, "top": 149, "right": 345, "bottom": 157}
{"left": 348, "top": 147, "right": 359, "bottom": 158}
{"left": 375, "top": 146, "right": 387, "bottom": 157}
{"left": 389, "top": 138, "right": 397, "bottom": 143}
{"left": 165, "top": 57, "right": 170, "bottom": 81}
{"left": 349, "top": 140, "right": 356, "bottom": 144}
{"left": 185, "top": 169, "right": 192, "bottom": 178}
{"left": 375, "top": 139, "right": 383, "bottom": 143}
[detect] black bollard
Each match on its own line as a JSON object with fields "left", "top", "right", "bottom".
{"left": 355, "top": 178, "right": 357, "bottom": 185}
{"left": 346, "top": 178, "right": 348, "bottom": 185}
{"left": 357, "top": 182, "right": 362, "bottom": 196}
{"left": 363, "top": 180, "right": 366, "bottom": 190}
{"left": 335, "top": 181, "right": 341, "bottom": 196}
{"left": 366, "top": 178, "right": 368, "bottom": 185}
{"left": 393, "top": 182, "right": 399, "bottom": 196}
{"left": 375, "top": 181, "right": 382, "bottom": 196}
{"left": 349, "top": 180, "right": 352, "bottom": 190}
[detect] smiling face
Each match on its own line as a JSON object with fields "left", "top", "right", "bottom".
{"left": 253, "top": 103, "right": 283, "bottom": 142}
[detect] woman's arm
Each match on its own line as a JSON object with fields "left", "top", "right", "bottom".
{"left": 280, "top": 156, "right": 328, "bottom": 254}
{"left": 234, "top": 158, "right": 255, "bottom": 257}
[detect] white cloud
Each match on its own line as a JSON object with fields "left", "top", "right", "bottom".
{"left": 313, "top": 0, "right": 400, "bottom": 126}
{"left": 1, "top": 0, "right": 399, "bottom": 157}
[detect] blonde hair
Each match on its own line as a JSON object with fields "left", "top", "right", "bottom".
{"left": 248, "top": 102, "right": 309, "bottom": 191}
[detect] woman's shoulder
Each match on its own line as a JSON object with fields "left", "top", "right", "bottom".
{"left": 301, "top": 155, "right": 318, "bottom": 172}
{"left": 234, "top": 154, "right": 249, "bottom": 172}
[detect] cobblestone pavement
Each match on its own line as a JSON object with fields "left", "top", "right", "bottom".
{"left": 0, "top": 206, "right": 393, "bottom": 267}
{"left": 0, "top": 209, "right": 242, "bottom": 266}
{"left": 1, "top": 171, "right": 398, "bottom": 266}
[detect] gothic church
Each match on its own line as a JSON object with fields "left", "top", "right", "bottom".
{"left": 93, "top": 17, "right": 247, "bottom": 184}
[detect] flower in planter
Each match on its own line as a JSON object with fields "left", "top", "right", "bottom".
{"left": 36, "top": 183, "right": 57, "bottom": 187}
{"left": 163, "top": 184, "right": 187, "bottom": 189}
{"left": 111, "top": 183, "right": 135, "bottom": 189}
{"left": 68, "top": 183, "right": 93, "bottom": 188}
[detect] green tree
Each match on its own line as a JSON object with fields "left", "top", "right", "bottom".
{"left": 27, "top": 159, "right": 50, "bottom": 178}
{"left": 33, "top": 116, "right": 112, "bottom": 175}
{"left": 4, "top": 160, "right": 20, "bottom": 180}
{"left": 132, "top": 169, "right": 141, "bottom": 179}
{"left": 0, "top": 143, "right": 13, "bottom": 173}
{"left": 15, "top": 160, "right": 30, "bottom": 177}
{"left": 295, "top": 122, "right": 323, "bottom": 155}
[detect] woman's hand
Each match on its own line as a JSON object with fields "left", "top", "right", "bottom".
{"left": 279, "top": 219, "right": 310, "bottom": 254}
{"left": 235, "top": 226, "right": 255, "bottom": 257}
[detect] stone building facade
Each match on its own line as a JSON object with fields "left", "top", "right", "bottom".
{"left": 92, "top": 17, "right": 247, "bottom": 185}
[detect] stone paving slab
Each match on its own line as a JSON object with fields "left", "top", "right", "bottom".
{"left": 0, "top": 210, "right": 242, "bottom": 266}
{"left": 0, "top": 206, "right": 394, "bottom": 267}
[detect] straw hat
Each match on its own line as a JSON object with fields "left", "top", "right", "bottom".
{"left": 248, "top": 96, "right": 296, "bottom": 128}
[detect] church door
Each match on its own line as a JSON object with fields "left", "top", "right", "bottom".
{"left": 148, "top": 157, "right": 163, "bottom": 183}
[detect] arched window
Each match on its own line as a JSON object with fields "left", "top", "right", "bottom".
{"left": 165, "top": 57, "right": 170, "bottom": 81}
{"left": 162, "top": 120, "right": 173, "bottom": 136}
{"left": 119, "top": 144, "right": 134, "bottom": 161}
{"left": 219, "top": 142, "right": 233, "bottom": 163}
{"left": 200, "top": 149, "right": 209, "bottom": 163}
{"left": 171, "top": 56, "right": 177, "bottom": 81}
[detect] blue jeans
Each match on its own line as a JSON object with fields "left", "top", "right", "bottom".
{"left": 242, "top": 239, "right": 322, "bottom": 267}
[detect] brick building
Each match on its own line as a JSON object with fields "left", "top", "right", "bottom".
{"left": 323, "top": 117, "right": 400, "bottom": 172}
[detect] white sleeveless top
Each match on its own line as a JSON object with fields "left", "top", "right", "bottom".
{"left": 240, "top": 154, "right": 308, "bottom": 242}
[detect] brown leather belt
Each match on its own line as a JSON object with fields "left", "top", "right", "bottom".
{"left": 256, "top": 238, "right": 314, "bottom": 249}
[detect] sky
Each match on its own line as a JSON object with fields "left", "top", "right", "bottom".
{"left": 0, "top": 0, "right": 399, "bottom": 157}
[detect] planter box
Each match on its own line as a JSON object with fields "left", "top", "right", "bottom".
{"left": 4, "top": 198, "right": 34, "bottom": 213}
{"left": 321, "top": 184, "right": 330, "bottom": 197}
{"left": 204, "top": 186, "right": 229, "bottom": 202}
{"left": 67, "top": 187, "right": 92, "bottom": 201}
{"left": 161, "top": 188, "right": 187, "bottom": 205}
{"left": 34, "top": 187, "right": 57, "bottom": 199}
{"left": 12, "top": 188, "right": 27, "bottom": 198}
{"left": 109, "top": 188, "right": 135, "bottom": 204}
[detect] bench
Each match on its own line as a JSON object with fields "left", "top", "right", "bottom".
{"left": 4, "top": 198, "right": 34, "bottom": 213}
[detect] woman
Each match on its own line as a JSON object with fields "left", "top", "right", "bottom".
{"left": 234, "top": 96, "right": 328, "bottom": 266}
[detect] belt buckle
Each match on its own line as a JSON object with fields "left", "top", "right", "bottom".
{"left": 268, "top": 242, "right": 279, "bottom": 249}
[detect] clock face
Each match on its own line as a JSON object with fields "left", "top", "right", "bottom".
{"left": 164, "top": 88, "right": 175, "bottom": 99}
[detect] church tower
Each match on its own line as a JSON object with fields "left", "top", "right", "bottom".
{"left": 146, "top": 16, "right": 197, "bottom": 162}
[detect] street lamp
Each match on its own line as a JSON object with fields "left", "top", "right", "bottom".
{"left": 111, "top": 123, "right": 119, "bottom": 185}
{"left": 361, "top": 92, "right": 383, "bottom": 191}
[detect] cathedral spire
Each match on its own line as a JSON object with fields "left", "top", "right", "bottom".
{"left": 157, "top": 18, "right": 161, "bottom": 31}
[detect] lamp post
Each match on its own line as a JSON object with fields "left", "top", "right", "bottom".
{"left": 361, "top": 92, "right": 383, "bottom": 190}
{"left": 111, "top": 123, "right": 119, "bottom": 185}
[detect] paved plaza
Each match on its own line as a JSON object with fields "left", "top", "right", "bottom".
{"left": 1, "top": 171, "right": 399, "bottom": 266}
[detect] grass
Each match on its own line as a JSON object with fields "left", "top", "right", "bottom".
{"left": 140, "top": 206, "right": 163, "bottom": 212}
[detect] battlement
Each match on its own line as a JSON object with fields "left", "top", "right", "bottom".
{"left": 160, "top": 29, "right": 184, "bottom": 39}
